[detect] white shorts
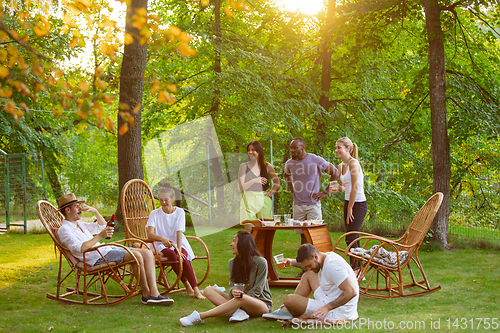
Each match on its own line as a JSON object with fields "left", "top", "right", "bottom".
{"left": 293, "top": 203, "right": 322, "bottom": 234}
{"left": 303, "top": 287, "right": 356, "bottom": 322}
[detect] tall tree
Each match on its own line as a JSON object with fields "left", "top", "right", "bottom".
{"left": 116, "top": 0, "right": 148, "bottom": 219}
{"left": 422, "top": 0, "right": 451, "bottom": 247}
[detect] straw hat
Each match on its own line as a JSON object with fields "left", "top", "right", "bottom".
{"left": 58, "top": 193, "right": 85, "bottom": 210}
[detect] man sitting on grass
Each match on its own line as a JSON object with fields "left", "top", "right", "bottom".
{"left": 57, "top": 193, "right": 174, "bottom": 306}
{"left": 263, "top": 244, "right": 359, "bottom": 324}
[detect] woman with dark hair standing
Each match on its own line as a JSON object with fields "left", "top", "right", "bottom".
{"left": 334, "top": 137, "right": 367, "bottom": 270}
{"left": 238, "top": 141, "right": 280, "bottom": 231}
{"left": 180, "top": 231, "right": 272, "bottom": 326}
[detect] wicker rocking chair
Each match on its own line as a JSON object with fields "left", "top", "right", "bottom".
{"left": 333, "top": 192, "right": 443, "bottom": 298}
{"left": 37, "top": 200, "right": 141, "bottom": 305}
{"left": 121, "top": 179, "right": 210, "bottom": 294}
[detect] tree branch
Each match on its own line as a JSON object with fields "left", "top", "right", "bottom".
{"left": 446, "top": 69, "right": 500, "bottom": 107}
{"left": 0, "top": 23, "right": 52, "bottom": 62}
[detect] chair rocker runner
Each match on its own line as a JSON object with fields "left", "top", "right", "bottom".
{"left": 121, "top": 179, "right": 210, "bottom": 294}
{"left": 37, "top": 200, "right": 141, "bottom": 305}
{"left": 333, "top": 192, "right": 444, "bottom": 298}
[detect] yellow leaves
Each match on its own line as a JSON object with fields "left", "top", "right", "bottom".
{"left": 177, "top": 43, "right": 196, "bottom": 57}
{"left": 166, "top": 84, "right": 177, "bottom": 93}
{"left": 95, "top": 80, "right": 106, "bottom": 89}
{"left": 0, "top": 66, "right": 9, "bottom": 79}
{"left": 166, "top": 25, "right": 182, "bottom": 37}
{"left": 224, "top": 6, "right": 233, "bottom": 18}
{"left": 223, "top": 0, "right": 250, "bottom": 18}
{"left": 7, "top": 45, "right": 19, "bottom": 60}
{"left": 119, "top": 110, "right": 135, "bottom": 126}
{"left": 158, "top": 90, "right": 175, "bottom": 104}
{"left": 35, "top": 82, "right": 46, "bottom": 95}
{"left": 4, "top": 100, "right": 16, "bottom": 114}
{"left": 132, "top": 7, "right": 148, "bottom": 30}
{"left": 0, "top": 87, "right": 12, "bottom": 98}
{"left": 54, "top": 69, "right": 64, "bottom": 79}
{"left": 4, "top": 100, "right": 24, "bottom": 125}
{"left": 119, "top": 102, "right": 130, "bottom": 111}
{"left": 132, "top": 103, "right": 141, "bottom": 114}
{"left": 69, "top": 36, "right": 79, "bottom": 47}
{"left": 105, "top": 116, "right": 114, "bottom": 131}
{"left": 9, "top": 80, "right": 31, "bottom": 96}
{"left": 99, "top": 42, "right": 119, "bottom": 62}
{"left": 124, "top": 33, "right": 134, "bottom": 45}
{"left": 32, "top": 64, "right": 44, "bottom": 77}
{"left": 102, "top": 94, "right": 115, "bottom": 104}
{"left": 177, "top": 31, "right": 192, "bottom": 43}
{"left": 201, "top": 0, "right": 209, "bottom": 6}
{"left": 118, "top": 123, "right": 129, "bottom": 135}
{"left": 48, "top": 76, "right": 56, "bottom": 86}
{"left": 63, "top": 12, "right": 79, "bottom": 28}
{"left": 34, "top": 17, "right": 51, "bottom": 37}
{"left": 78, "top": 81, "right": 90, "bottom": 92}
{"left": 92, "top": 102, "right": 103, "bottom": 119}
{"left": 151, "top": 80, "right": 161, "bottom": 94}
{"left": 98, "top": 19, "right": 116, "bottom": 29}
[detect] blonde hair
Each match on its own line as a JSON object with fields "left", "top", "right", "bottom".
{"left": 159, "top": 186, "right": 175, "bottom": 199}
{"left": 337, "top": 137, "right": 358, "bottom": 159}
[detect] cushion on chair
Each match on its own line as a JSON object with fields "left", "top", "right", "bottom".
{"left": 350, "top": 245, "right": 409, "bottom": 268}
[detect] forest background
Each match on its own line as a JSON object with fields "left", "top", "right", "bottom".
{"left": 0, "top": 0, "right": 499, "bottom": 247}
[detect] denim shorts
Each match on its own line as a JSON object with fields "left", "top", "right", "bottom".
{"left": 94, "top": 246, "right": 129, "bottom": 265}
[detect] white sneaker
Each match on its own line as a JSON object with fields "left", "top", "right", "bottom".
{"left": 180, "top": 310, "right": 204, "bottom": 326}
{"left": 229, "top": 308, "right": 250, "bottom": 323}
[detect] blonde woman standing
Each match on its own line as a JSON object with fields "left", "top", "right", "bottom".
{"left": 334, "top": 137, "right": 367, "bottom": 269}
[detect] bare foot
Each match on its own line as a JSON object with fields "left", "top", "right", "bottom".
{"left": 193, "top": 287, "right": 205, "bottom": 300}
{"left": 185, "top": 282, "right": 195, "bottom": 297}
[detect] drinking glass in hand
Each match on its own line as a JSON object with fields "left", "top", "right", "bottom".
{"left": 234, "top": 283, "right": 245, "bottom": 298}
{"left": 329, "top": 181, "right": 339, "bottom": 193}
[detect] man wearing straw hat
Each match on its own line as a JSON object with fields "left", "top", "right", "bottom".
{"left": 57, "top": 193, "right": 174, "bottom": 305}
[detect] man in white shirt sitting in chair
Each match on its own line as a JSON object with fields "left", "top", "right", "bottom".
{"left": 57, "top": 193, "right": 174, "bottom": 306}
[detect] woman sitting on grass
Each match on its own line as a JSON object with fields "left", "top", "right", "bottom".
{"left": 180, "top": 230, "right": 272, "bottom": 326}
{"left": 147, "top": 186, "right": 205, "bottom": 300}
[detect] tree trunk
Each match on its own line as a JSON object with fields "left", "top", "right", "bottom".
{"left": 45, "top": 159, "right": 64, "bottom": 199}
{"left": 116, "top": 0, "right": 148, "bottom": 222}
{"left": 423, "top": 0, "right": 450, "bottom": 247}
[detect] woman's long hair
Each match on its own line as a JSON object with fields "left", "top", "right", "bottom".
{"left": 230, "top": 230, "right": 262, "bottom": 284}
{"left": 247, "top": 141, "right": 268, "bottom": 179}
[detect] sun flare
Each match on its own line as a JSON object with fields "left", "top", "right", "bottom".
{"left": 278, "top": 0, "right": 324, "bottom": 15}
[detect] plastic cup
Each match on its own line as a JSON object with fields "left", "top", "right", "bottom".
{"left": 329, "top": 180, "right": 339, "bottom": 192}
{"left": 284, "top": 214, "right": 291, "bottom": 226}
{"left": 274, "top": 254, "right": 285, "bottom": 269}
{"left": 234, "top": 283, "right": 245, "bottom": 297}
{"left": 273, "top": 215, "right": 281, "bottom": 226}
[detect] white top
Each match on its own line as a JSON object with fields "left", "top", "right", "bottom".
{"left": 146, "top": 207, "right": 195, "bottom": 261}
{"left": 318, "top": 252, "right": 359, "bottom": 320}
{"left": 339, "top": 159, "right": 366, "bottom": 202}
{"left": 58, "top": 219, "right": 111, "bottom": 266}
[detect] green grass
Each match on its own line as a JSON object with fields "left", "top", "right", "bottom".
{"left": 1, "top": 228, "right": 500, "bottom": 332}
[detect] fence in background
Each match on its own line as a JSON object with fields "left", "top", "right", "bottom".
{"left": 0, "top": 150, "right": 46, "bottom": 233}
